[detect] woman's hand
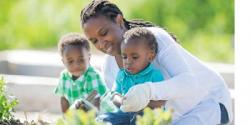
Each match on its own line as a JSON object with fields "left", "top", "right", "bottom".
{"left": 120, "top": 84, "right": 151, "bottom": 112}
{"left": 111, "top": 93, "right": 123, "bottom": 107}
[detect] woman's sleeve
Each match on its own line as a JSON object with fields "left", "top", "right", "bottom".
{"left": 101, "top": 55, "right": 118, "bottom": 89}
{"left": 149, "top": 28, "right": 208, "bottom": 100}
{"left": 113, "top": 71, "right": 123, "bottom": 94}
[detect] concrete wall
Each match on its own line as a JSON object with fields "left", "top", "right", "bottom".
{"left": 0, "top": 50, "right": 234, "bottom": 114}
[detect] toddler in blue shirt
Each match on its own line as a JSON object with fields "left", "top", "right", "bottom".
{"left": 99, "top": 27, "right": 166, "bottom": 125}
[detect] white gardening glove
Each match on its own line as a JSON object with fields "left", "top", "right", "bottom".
{"left": 120, "top": 83, "right": 151, "bottom": 112}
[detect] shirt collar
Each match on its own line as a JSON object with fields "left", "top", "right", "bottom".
{"left": 66, "top": 66, "right": 93, "bottom": 81}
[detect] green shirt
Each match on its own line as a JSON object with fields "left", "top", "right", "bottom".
{"left": 54, "top": 66, "right": 107, "bottom": 105}
{"left": 115, "top": 64, "right": 164, "bottom": 95}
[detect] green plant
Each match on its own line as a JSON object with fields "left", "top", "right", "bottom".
{"left": 56, "top": 110, "right": 107, "bottom": 125}
{"left": 0, "top": 0, "right": 234, "bottom": 63}
{"left": 136, "top": 108, "right": 172, "bottom": 125}
{"left": 56, "top": 108, "right": 172, "bottom": 125}
{"left": 0, "top": 75, "right": 19, "bottom": 121}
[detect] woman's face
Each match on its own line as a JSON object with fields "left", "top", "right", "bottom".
{"left": 83, "top": 15, "right": 126, "bottom": 56}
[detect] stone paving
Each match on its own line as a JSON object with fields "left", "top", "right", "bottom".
{"left": 14, "top": 111, "right": 61, "bottom": 124}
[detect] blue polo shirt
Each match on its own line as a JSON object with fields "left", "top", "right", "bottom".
{"left": 115, "top": 64, "right": 164, "bottom": 95}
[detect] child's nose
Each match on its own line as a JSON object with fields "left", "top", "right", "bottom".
{"left": 73, "top": 61, "right": 81, "bottom": 68}
{"left": 126, "top": 59, "right": 133, "bottom": 66}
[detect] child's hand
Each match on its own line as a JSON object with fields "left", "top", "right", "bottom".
{"left": 120, "top": 84, "right": 151, "bottom": 112}
{"left": 147, "top": 100, "right": 166, "bottom": 109}
{"left": 71, "top": 100, "right": 89, "bottom": 111}
{"left": 86, "top": 90, "right": 98, "bottom": 102}
{"left": 74, "top": 100, "right": 83, "bottom": 109}
{"left": 93, "top": 97, "right": 100, "bottom": 109}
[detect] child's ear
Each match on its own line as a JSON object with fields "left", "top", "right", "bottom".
{"left": 61, "top": 58, "right": 66, "bottom": 66}
{"left": 148, "top": 50, "right": 156, "bottom": 61}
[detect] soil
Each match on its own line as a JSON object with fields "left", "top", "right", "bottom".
{"left": 0, "top": 119, "right": 23, "bottom": 125}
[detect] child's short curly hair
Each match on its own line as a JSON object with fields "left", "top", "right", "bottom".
{"left": 123, "top": 27, "right": 158, "bottom": 54}
{"left": 58, "top": 33, "right": 90, "bottom": 56}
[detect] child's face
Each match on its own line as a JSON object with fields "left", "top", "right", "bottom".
{"left": 62, "top": 46, "right": 90, "bottom": 78}
{"left": 121, "top": 39, "right": 155, "bottom": 74}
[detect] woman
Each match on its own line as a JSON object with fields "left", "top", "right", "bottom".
{"left": 80, "top": 0, "right": 232, "bottom": 124}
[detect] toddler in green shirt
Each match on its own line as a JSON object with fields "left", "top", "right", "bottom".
{"left": 54, "top": 33, "right": 108, "bottom": 113}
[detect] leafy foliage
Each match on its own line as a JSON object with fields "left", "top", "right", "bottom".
{"left": 56, "top": 110, "right": 106, "bottom": 125}
{"left": 117, "top": 0, "right": 234, "bottom": 63}
{"left": 136, "top": 108, "right": 172, "bottom": 125}
{"left": 55, "top": 108, "right": 172, "bottom": 125}
{"left": 0, "top": 75, "right": 18, "bottom": 121}
{"left": 0, "top": 0, "right": 234, "bottom": 63}
{"left": 0, "top": 0, "right": 87, "bottom": 50}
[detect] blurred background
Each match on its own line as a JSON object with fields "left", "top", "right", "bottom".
{"left": 0, "top": 0, "right": 234, "bottom": 124}
{"left": 0, "top": 0, "right": 234, "bottom": 63}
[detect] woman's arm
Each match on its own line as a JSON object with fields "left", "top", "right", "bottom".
{"left": 61, "top": 96, "right": 69, "bottom": 113}
{"left": 112, "top": 93, "right": 123, "bottom": 107}
{"left": 121, "top": 27, "right": 208, "bottom": 112}
{"left": 102, "top": 55, "right": 120, "bottom": 89}
{"left": 147, "top": 27, "right": 208, "bottom": 100}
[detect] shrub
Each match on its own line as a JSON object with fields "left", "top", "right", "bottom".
{"left": 56, "top": 108, "right": 172, "bottom": 125}
{"left": 56, "top": 110, "right": 107, "bottom": 125}
{"left": 136, "top": 108, "right": 172, "bottom": 125}
{"left": 0, "top": 75, "right": 18, "bottom": 121}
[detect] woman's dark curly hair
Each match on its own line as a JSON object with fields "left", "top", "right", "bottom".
{"left": 80, "top": 0, "right": 177, "bottom": 41}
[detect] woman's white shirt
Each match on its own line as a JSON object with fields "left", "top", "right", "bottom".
{"left": 102, "top": 27, "right": 232, "bottom": 123}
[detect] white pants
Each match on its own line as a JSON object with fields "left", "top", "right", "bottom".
{"left": 173, "top": 99, "right": 221, "bottom": 125}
